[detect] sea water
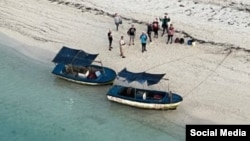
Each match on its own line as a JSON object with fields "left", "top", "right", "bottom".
{"left": 0, "top": 34, "right": 185, "bottom": 141}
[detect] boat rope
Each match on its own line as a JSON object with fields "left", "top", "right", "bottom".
{"left": 145, "top": 53, "right": 200, "bottom": 72}
{"left": 183, "top": 50, "right": 232, "bottom": 98}
{"left": 93, "top": 55, "right": 106, "bottom": 75}
{"left": 144, "top": 53, "right": 200, "bottom": 94}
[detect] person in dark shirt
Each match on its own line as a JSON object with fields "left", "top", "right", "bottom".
{"left": 107, "top": 29, "right": 113, "bottom": 51}
{"left": 127, "top": 24, "right": 136, "bottom": 46}
{"left": 147, "top": 23, "right": 153, "bottom": 42}
{"left": 160, "top": 15, "right": 170, "bottom": 36}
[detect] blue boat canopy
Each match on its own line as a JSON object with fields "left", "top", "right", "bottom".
{"left": 118, "top": 68, "right": 166, "bottom": 86}
{"left": 52, "top": 46, "right": 99, "bottom": 67}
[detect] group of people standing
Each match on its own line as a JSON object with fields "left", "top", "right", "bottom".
{"left": 107, "top": 13, "right": 175, "bottom": 58}
{"left": 147, "top": 14, "right": 175, "bottom": 44}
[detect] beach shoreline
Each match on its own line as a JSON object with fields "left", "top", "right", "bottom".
{"left": 1, "top": 0, "right": 250, "bottom": 125}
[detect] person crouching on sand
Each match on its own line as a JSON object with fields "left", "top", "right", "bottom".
{"left": 119, "top": 36, "right": 126, "bottom": 58}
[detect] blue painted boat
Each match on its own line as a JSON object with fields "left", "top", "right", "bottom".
{"left": 52, "top": 46, "right": 117, "bottom": 85}
{"left": 106, "top": 68, "right": 183, "bottom": 110}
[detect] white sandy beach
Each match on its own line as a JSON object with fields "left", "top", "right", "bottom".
{"left": 0, "top": 0, "right": 250, "bottom": 125}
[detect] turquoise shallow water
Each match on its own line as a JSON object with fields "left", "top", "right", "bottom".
{"left": 0, "top": 35, "right": 185, "bottom": 141}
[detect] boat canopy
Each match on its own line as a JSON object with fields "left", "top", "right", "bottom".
{"left": 52, "top": 46, "right": 98, "bottom": 67}
{"left": 118, "top": 68, "right": 165, "bottom": 86}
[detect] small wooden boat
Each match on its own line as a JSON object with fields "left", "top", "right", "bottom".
{"left": 106, "top": 68, "right": 183, "bottom": 110}
{"left": 52, "top": 46, "right": 116, "bottom": 85}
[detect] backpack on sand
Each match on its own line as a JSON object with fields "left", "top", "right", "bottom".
{"left": 174, "top": 38, "right": 180, "bottom": 43}
{"left": 179, "top": 38, "right": 184, "bottom": 44}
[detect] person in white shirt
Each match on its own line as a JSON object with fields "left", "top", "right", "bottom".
{"left": 119, "top": 36, "right": 126, "bottom": 58}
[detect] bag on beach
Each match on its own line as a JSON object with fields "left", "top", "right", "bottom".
{"left": 187, "top": 39, "right": 196, "bottom": 46}
{"left": 187, "top": 40, "right": 193, "bottom": 45}
{"left": 119, "top": 19, "right": 122, "bottom": 24}
{"left": 179, "top": 38, "right": 184, "bottom": 44}
{"left": 174, "top": 38, "right": 180, "bottom": 43}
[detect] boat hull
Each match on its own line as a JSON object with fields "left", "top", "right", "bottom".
{"left": 53, "top": 74, "right": 115, "bottom": 85}
{"left": 52, "top": 64, "right": 116, "bottom": 85}
{"left": 107, "top": 95, "right": 181, "bottom": 110}
{"left": 106, "top": 85, "right": 183, "bottom": 110}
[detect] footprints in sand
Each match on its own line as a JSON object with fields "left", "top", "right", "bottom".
{"left": 176, "top": 0, "right": 250, "bottom": 28}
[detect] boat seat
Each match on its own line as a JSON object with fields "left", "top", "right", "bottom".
{"left": 78, "top": 70, "right": 89, "bottom": 78}
{"left": 122, "top": 87, "right": 135, "bottom": 98}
